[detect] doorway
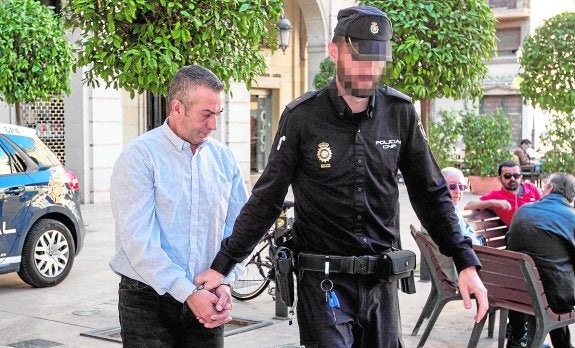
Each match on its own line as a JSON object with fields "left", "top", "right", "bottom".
{"left": 250, "top": 91, "right": 272, "bottom": 173}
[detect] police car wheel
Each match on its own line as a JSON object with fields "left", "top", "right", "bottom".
{"left": 18, "top": 219, "right": 76, "bottom": 288}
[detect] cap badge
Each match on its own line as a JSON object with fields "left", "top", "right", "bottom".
{"left": 370, "top": 22, "right": 379, "bottom": 35}
{"left": 316, "top": 142, "right": 332, "bottom": 168}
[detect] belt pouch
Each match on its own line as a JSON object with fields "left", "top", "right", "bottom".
{"left": 274, "top": 247, "right": 295, "bottom": 306}
{"left": 381, "top": 249, "right": 417, "bottom": 294}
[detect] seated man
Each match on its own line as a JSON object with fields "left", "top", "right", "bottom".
{"left": 464, "top": 161, "right": 541, "bottom": 226}
{"left": 513, "top": 139, "right": 534, "bottom": 166}
{"left": 506, "top": 173, "right": 575, "bottom": 348}
{"left": 422, "top": 167, "right": 483, "bottom": 283}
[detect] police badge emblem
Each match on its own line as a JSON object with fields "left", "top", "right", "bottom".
{"left": 316, "top": 142, "right": 332, "bottom": 168}
{"left": 370, "top": 22, "right": 379, "bottom": 35}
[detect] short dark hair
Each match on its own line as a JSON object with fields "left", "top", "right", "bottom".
{"left": 548, "top": 173, "right": 575, "bottom": 203}
{"left": 520, "top": 139, "right": 532, "bottom": 146}
{"left": 167, "top": 65, "right": 224, "bottom": 109}
{"left": 498, "top": 161, "right": 519, "bottom": 176}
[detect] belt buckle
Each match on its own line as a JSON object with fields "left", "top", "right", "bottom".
{"left": 353, "top": 256, "right": 371, "bottom": 275}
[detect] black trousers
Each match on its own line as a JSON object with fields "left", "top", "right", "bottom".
{"left": 509, "top": 309, "right": 573, "bottom": 348}
{"left": 118, "top": 275, "right": 224, "bottom": 348}
{"left": 296, "top": 270, "right": 404, "bottom": 348}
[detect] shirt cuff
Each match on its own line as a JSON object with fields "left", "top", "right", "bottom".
{"left": 168, "top": 278, "right": 197, "bottom": 303}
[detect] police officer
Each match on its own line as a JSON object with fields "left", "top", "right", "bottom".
{"left": 196, "top": 5, "right": 488, "bottom": 347}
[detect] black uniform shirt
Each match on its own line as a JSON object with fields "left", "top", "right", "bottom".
{"left": 212, "top": 82, "right": 480, "bottom": 275}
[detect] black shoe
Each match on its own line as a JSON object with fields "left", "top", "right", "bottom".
{"left": 506, "top": 335, "right": 527, "bottom": 348}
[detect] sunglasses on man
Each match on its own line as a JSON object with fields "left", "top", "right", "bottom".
{"left": 448, "top": 183, "right": 467, "bottom": 191}
{"left": 502, "top": 173, "right": 522, "bottom": 180}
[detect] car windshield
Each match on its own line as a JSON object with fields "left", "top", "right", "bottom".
{"left": 5, "top": 134, "right": 61, "bottom": 167}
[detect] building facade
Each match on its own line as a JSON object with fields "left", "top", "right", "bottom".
{"left": 1, "top": 0, "right": 573, "bottom": 203}
{"left": 434, "top": 0, "right": 575, "bottom": 152}
{"left": 0, "top": 0, "right": 355, "bottom": 203}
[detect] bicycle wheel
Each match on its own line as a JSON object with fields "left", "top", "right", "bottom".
{"left": 231, "top": 239, "right": 273, "bottom": 300}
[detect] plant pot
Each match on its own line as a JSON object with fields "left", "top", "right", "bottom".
{"left": 467, "top": 176, "right": 502, "bottom": 195}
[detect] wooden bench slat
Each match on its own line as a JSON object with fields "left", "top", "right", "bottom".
{"left": 486, "top": 239, "right": 507, "bottom": 249}
{"left": 468, "top": 245, "right": 575, "bottom": 347}
{"left": 465, "top": 209, "right": 508, "bottom": 249}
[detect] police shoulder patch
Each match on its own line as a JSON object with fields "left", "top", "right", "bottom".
{"left": 285, "top": 91, "right": 319, "bottom": 111}
{"left": 380, "top": 86, "right": 412, "bottom": 102}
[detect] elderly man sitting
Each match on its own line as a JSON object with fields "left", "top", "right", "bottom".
{"left": 506, "top": 173, "right": 575, "bottom": 348}
{"left": 422, "top": 167, "right": 484, "bottom": 283}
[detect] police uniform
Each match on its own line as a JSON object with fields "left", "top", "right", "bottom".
{"left": 212, "top": 82, "right": 480, "bottom": 347}
{"left": 210, "top": 6, "right": 480, "bottom": 348}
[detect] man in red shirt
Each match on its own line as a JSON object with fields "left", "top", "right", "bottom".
{"left": 464, "top": 161, "right": 541, "bottom": 226}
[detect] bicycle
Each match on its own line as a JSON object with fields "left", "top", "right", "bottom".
{"left": 231, "top": 200, "right": 294, "bottom": 301}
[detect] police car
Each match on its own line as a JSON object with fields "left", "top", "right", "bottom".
{"left": 0, "top": 123, "right": 84, "bottom": 287}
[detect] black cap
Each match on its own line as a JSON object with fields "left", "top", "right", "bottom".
{"left": 334, "top": 6, "right": 392, "bottom": 61}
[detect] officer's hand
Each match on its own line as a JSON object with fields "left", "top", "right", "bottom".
{"left": 213, "top": 284, "right": 233, "bottom": 313}
{"left": 457, "top": 266, "right": 488, "bottom": 323}
{"left": 194, "top": 269, "right": 225, "bottom": 291}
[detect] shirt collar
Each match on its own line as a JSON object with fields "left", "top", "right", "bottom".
{"left": 162, "top": 117, "right": 209, "bottom": 151}
{"left": 327, "top": 81, "right": 375, "bottom": 119}
{"left": 544, "top": 192, "right": 573, "bottom": 207}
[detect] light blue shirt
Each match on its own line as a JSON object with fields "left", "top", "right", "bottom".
{"left": 109, "top": 120, "right": 249, "bottom": 303}
{"left": 456, "top": 209, "right": 482, "bottom": 246}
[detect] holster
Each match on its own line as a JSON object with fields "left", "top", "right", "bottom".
{"left": 380, "top": 249, "right": 417, "bottom": 294}
{"left": 274, "top": 247, "right": 295, "bottom": 306}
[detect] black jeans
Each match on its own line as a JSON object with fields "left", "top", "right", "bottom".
{"left": 118, "top": 275, "right": 224, "bottom": 348}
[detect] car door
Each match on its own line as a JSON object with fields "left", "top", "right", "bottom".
{"left": 0, "top": 139, "right": 34, "bottom": 270}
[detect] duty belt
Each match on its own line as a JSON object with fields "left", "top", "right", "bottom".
{"left": 298, "top": 253, "right": 380, "bottom": 275}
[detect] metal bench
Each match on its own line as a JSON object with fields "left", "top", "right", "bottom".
{"left": 468, "top": 245, "right": 575, "bottom": 347}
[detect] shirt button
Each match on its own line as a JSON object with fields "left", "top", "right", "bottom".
{"left": 357, "top": 215, "right": 362, "bottom": 220}
{"left": 357, "top": 159, "right": 362, "bottom": 164}
{"left": 362, "top": 238, "right": 368, "bottom": 243}
{"left": 357, "top": 187, "right": 362, "bottom": 192}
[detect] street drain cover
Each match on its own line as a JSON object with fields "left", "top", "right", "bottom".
{"left": 7, "top": 339, "right": 62, "bottom": 348}
{"left": 81, "top": 317, "right": 273, "bottom": 342}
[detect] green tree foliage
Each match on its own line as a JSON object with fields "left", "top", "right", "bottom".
{"left": 0, "top": 0, "right": 74, "bottom": 124}
{"left": 428, "top": 111, "right": 461, "bottom": 169}
{"left": 358, "top": 0, "right": 496, "bottom": 101}
{"left": 461, "top": 110, "right": 513, "bottom": 177}
{"left": 64, "top": 0, "right": 284, "bottom": 96}
{"left": 313, "top": 58, "right": 335, "bottom": 90}
{"left": 519, "top": 12, "right": 575, "bottom": 114}
{"left": 539, "top": 112, "right": 575, "bottom": 174}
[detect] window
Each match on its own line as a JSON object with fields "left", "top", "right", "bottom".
{"left": 489, "top": 0, "right": 519, "bottom": 9}
{"left": 480, "top": 95, "right": 523, "bottom": 145}
{"left": 0, "top": 145, "right": 11, "bottom": 175}
{"left": 250, "top": 92, "right": 272, "bottom": 173}
{"left": 5, "top": 135, "right": 60, "bottom": 167}
{"left": 496, "top": 28, "right": 521, "bottom": 57}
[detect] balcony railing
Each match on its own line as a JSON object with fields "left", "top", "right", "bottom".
{"left": 489, "top": 0, "right": 529, "bottom": 10}
{"left": 489, "top": 0, "right": 530, "bottom": 20}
